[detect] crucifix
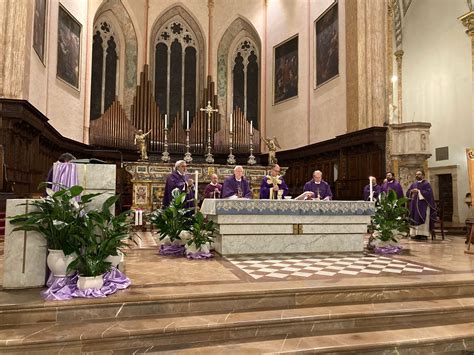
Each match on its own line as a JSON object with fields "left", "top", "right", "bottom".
{"left": 200, "top": 100, "right": 218, "bottom": 164}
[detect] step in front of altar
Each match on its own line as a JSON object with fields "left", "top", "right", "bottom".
{"left": 201, "top": 199, "right": 374, "bottom": 255}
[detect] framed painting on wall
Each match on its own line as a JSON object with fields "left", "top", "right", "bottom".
{"left": 273, "top": 34, "right": 298, "bottom": 104}
{"left": 57, "top": 4, "right": 81, "bottom": 89}
{"left": 33, "top": 0, "right": 47, "bottom": 63}
{"left": 315, "top": 0, "right": 339, "bottom": 87}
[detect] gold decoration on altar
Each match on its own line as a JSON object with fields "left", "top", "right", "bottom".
{"left": 262, "top": 136, "right": 281, "bottom": 165}
{"left": 266, "top": 175, "right": 283, "bottom": 200}
{"left": 134, "top": 129, "right": 151, "bottom": 161}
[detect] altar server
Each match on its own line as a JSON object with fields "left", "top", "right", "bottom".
{"left": 303, "top": 170, "right": 332, "bottom": 200}
{"left": 259, "top": 164, "right": 288, "bottom": 199}
{"left": 222, "top": 166, "right": 252, "bottom": 199}
{"left": 203, "top": 174, "right": 222, "bottom": 199}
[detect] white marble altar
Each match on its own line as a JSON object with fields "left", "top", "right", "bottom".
{"left": 201, "top": 199, "right": 375, "bottom": 255}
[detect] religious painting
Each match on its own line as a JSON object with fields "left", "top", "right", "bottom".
{"left": 273, "top": 35, "right": 298, "bottom": 104}
{"left": 33, "top": 0, "right": 47, "bottom": 63}
{"left": 134, "top": 184, "right": 148, "bottom": 205}
{"left": 315, "top": 1, "right": 339, "bottom": 87}
{"left": 57, "top": 4, "right": 81, "bottom": 89}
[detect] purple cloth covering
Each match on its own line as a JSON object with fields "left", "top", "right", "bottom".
{"left": 163, "top": 170, "right": 195, "bottom": 207}
{"left": 363, "top": 184, "right": 381, "bottom": 201}
{"left": 406, "top": 179, "right": 437, "bottom": 231}
{"left": 159, "top": 244, "right": 186, "bottom": 256}
{"left": 186, "top": 251, "right": 214, "bottom": 259}
{"left": 203, "top": 183, "right": 222, "bottom": 199}
{"left": 41, "top": 267, "right": 131, "bottom": 301}
{"left": 221, "top": 175, "right": 252, "bottom": 198}
{"left": 303, "top": 180, "right": 332, "bottom": 200}
{"left": 381, "top": 179, "right": 404, "bottom": 199}
{"left": 259, "top": 176, "right": 289, "bottom": 199}
{"left": 51, "top": 162, "right": 79, "bottom": 192}
{"left": 374, "top": 245, "right": 403, "bottom": 254}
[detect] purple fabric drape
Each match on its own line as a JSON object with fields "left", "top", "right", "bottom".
{"left": 41, "top": 267, "right": 131, "bottom": 301}
{"left": 51, "top": 162, "right": 79, "bottom": 192}
{"left": 159, "top": 244, "right": 186, "bottom": 256}
{"left": 186, "top": 251, "right": 213, "bottom": 259}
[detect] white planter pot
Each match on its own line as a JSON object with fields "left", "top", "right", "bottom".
{"left": 160, "top": 235, "right": 181, "bottom": 246}
{"left": 77, "top": 274, "right": 104, "bottom": 290}
{"left": 185, "top": 242, "right": 211, "bottom": 254}
{"left": 179, "top": 231, "right": 192, "bottom": 245}
{"left": 47, "top": 249, "right": 77, "bottom": 277}
{"left": 105, "top": 251, "right": 123, "bottom": 268}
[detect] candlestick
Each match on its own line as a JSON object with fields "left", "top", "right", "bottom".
{"left": 161, "top": 126, "right": 170, "bottom": 162}
{"left": 247, "top": 130, "right": 256, "bottom": 165}
{"left": 227, "top": 129, "right": 236, "bottom": 165}
{"left": 184, "top": 126, "right": 193, "bottom": 163}
{"left": 186, "top": 111, "right": 189, "bottom": 130}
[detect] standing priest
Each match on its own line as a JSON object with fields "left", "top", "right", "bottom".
{"left": 303, "top": 170, "right": 332, "bottom": 200}
{"left": 259, "top": 164, "right": 288, "bottom": 199}
{"left": 162, "top": 160, "right": 195, "bottom": 207}
{"left": 381, "top": 171, "right": 404, "bottom": 198}
{"left": 406, "top": 170, "right": 437, "bottom": 240}
{"left": 222, "top": 166, "right": 252, "bottom": 199}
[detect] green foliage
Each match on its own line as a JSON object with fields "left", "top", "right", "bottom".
{"left": 187, "top": 211, "right": 216, "bottom": 250}
{"left": 9, "top": 184, "right": 98, "bottom": 255}
{"left": 369, "top": 189, "right": 410, "bottom": 243}
{"left": 149, "top": 189, "right": 192, "bottom": 242}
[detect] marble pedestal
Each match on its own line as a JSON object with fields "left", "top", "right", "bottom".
{"left": 75, "top": 163, "right": 116, "bottom": 211}
{"left": 201, "top": 199, "right": 375, "bottom": 255}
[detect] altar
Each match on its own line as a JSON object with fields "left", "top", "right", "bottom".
{"left": 200, "top": 199, "right": 375, "bottom": 255}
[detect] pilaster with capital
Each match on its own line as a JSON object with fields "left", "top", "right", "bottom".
{"left": 394, "top": 50, "right": 404, "bottom": 124}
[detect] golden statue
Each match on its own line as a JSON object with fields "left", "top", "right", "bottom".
{"left": 134, "top": 129, "right": 151, "bottom": 161}
{"left": 262, "top": 136, "right": 281, "bottom": 165}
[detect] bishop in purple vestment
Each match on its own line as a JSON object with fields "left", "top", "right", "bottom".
{"left": 203, "top": 174, "right": 223, "bottom": 199}
{"left": 221, "top": 166, "right": 252, "bottom": 199}
{"left": 259, "top": 164, "right": 288, "bottom": 199}
{"left": 162, "top": 160, "right": 195, "bottom": 208}
{"left": 406, "top": 170, "right": 437, "bottom": 239}
{"left": 363, "top": 178, "right": 381, "bottom": 201}
{"left": 303, "top": 170, "right": 332, "bottom": 200}
{"left": 380, "top": 172, "right": 404, "bottom": 198}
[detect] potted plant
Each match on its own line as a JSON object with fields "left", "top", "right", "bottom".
{"left": 149, "top": 189, "right": 193, "bottom": 248}
{"left": 185, "top": 211, "right": 216, "bottom": 257}
{"left": 68, "top": 195, "right": 134, "bottom": 289}
{"left": 368, "top": 189, "right": 410, "bottom": 254}
{"left": 9, "top": 184, "right": 99, "bottom": 277}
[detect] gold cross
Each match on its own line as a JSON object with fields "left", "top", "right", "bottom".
{"left": 200, "top": 100, "right": 219, "bottom": 117}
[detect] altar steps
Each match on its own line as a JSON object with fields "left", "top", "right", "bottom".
{"left": 2, "top": 277, "right": 474, "bottom": 353}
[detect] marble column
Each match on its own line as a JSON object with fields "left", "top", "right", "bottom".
{"left": 394, "top": 50, "right": 404, "bottom": 123}
{"left": 0, "top": 0, "right": 31, "bottom": 99}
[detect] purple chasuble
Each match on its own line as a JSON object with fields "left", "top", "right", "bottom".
{"left": 163, "top": 170, "right": 195, "bottom": 208}
{"left": 221, "top": 175, "right": 252, "bottom": 198}
{"left": 204, "top": 183, "right": 223, "bottom": 199}
{"left": 51, "top": 162, "right": 79, "bottom": 191}
{"left": 303, "top": 180, "right": 332, "bottom": 200}
{"left": 259, "top": 175, "right": 289, "bottom": 199}
{"left": 363, "top": 184, "right": 381, "bottom": 201}
{"left": 381, "top": 180, "right": 404, "bottom": 199}
{"left": 406, "top": 179, "right": 437, "bottom": 230}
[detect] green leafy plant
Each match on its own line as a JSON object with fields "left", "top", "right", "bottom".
{"left": 149, "top": 189, "right": 192, "bottom": 242}
{"left": 9, "top": 184, "right": 100, "bottom": 255}
{"left": 369, "top": 189, "right": 410, "bottom": 244}
{"left": 68, "top": 195, "right": 135, "bottom": 276}
{"left": 186, "top": 211, "right": 217, "bottom": 250}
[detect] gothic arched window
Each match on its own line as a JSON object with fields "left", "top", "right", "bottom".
{"left": 90, "top": 20, "right": 120, "bottom": 120}
{"left": 153, "top": 20, "right": 198, "bottom": 127}
{"left": 232, "top": 39, "right": 259, "bottom": 129}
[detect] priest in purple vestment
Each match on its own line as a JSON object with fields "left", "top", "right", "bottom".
{"left": 303, "top": 170, "right": 332, "bottom": 200}
{"left": 380, "top": 172, "right": 404, "bottom": 198}
{"left": 162, "top": 160, "right": 195, "bottom": 208}
{"left": 259, "top": 164, "right": 288, "bottom": 199}
{"left": 221, "top": 166, "right": 252, "bottom": 199}
{"left": 363, "top": 177, "right": 381, "bottom": 201}
{"left": 406, "top": 170, "right": 437, "bottom": 240}
{"left": 203, "top": 174, "right": 222, "bottom": 199}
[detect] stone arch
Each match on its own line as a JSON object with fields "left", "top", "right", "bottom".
{"left": 94, "top": 0, "right": 138, "bottom": 114}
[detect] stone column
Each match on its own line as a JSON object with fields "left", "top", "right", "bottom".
{"left": 385, "top": 0, "right": 395, "bottom": 173}
{"left": 394, "top": 50, "right": 404, "bottom": 123}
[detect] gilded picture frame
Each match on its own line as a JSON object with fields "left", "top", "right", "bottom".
{"left": 273, "top": 34, "right": 298, "bottom": 105}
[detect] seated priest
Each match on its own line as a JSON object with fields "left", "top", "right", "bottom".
{"left": 204, "top": 173, "right": 222, "bottom": 199}
{"left": 162, "top": 160, "right": 195, "bottom": 208}
{"left": 303, "top": 170, "right": 332, "bottom": 200}
{"left": 259, "top": 164, "right": 288, "bottom": 199}
{"left": 363, "top": 177, "right": 381, "bottom": 201}
{"left": 221, "top": 165, "right": 252, "bottom": 199}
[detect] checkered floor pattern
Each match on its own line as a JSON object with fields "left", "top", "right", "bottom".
{"left": 225, "top": 253, "right": 439, "bottom": 279}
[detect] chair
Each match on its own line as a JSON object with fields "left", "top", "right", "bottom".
{"left": 431, "top": 200, "right": 445, "bottom": 240}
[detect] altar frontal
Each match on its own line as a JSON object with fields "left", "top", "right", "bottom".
{"left": 201, "top": 199, "right": 375, "bottom": 255}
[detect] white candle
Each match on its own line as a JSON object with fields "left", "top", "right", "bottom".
{"left": 250, "top": 121, "right": 253, "bottom": 134}
{"left": 138, "top": 209, "right": 143, "bottom": 225}
{"left": 186, "top": 111, "right": 189, "bottom": 130}
{"left": 134, "top": 209, "right": 139, "bottom": 225}
{"left": 230, "top": 113, "right": 233, "bottom": 133}
{"left": 194, "top": 171, "right": 198, "bottom": 201}
{"left": 165, "top": 114, "right": 168, "bottom": 129}
{"left": 369, "top": 177, "right": 374, "bottom": 202}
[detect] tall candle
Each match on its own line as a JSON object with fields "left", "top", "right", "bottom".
{"left": 250, "top": 120, "right": 253, "bottom": 134}
{"left": 230, "top": 113, "right": 233, "bottom": 133}
{"left": 138, "top": 209, "right": 143, "bottom": 225}
{"left": 134, "top": 209, "right": 139, "bottom": 225}
{"left": 369, "top": 176, "right": 374, "bottom": 202}
{"left": 186, "top": 111, "right": 189, "bottom": 130}
{"left": 194, "top": 171, "right": 198, "bottom": 201}
{"left": 165, "top": 114, "right": 168, "bottom": 129}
